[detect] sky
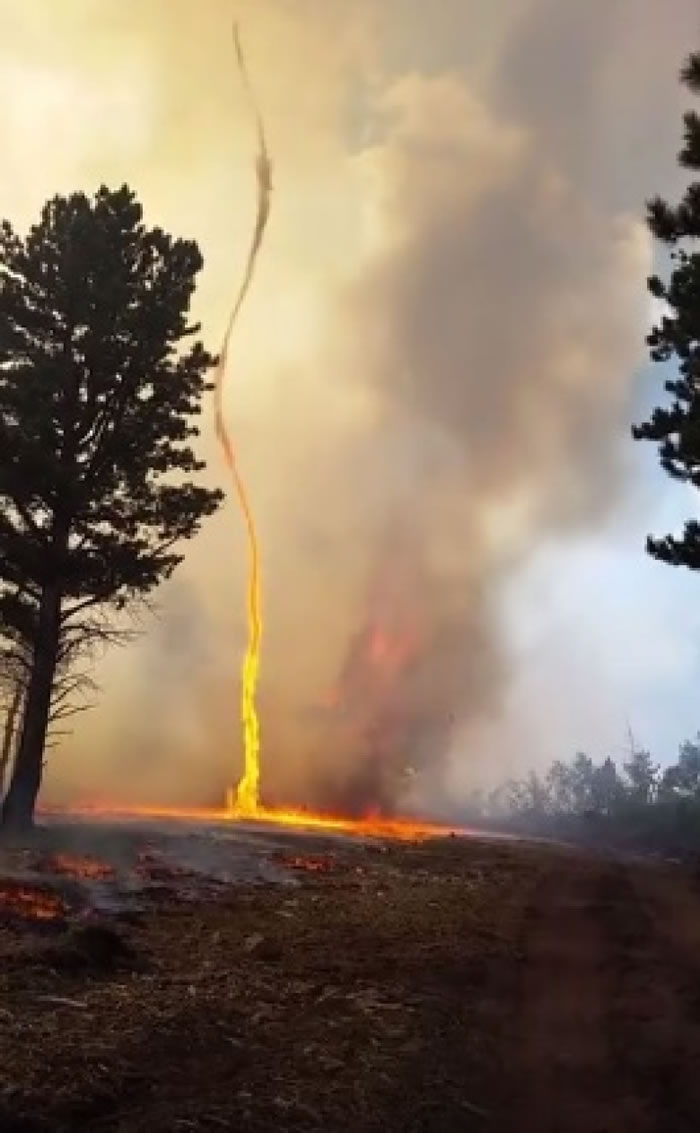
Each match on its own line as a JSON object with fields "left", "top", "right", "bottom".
{"left": 2, "top": 0, "right": 700, "bottom": 811}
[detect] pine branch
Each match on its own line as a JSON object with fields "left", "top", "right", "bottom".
{"left": 681, "top": 52, "right": 700, "bottom": 94}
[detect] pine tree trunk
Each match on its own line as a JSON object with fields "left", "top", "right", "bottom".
{"left": 0, "top": 684, "right": 23, "bottom": 802}
{"left": 1, "top": 583, "right": 61, "bottom": 831}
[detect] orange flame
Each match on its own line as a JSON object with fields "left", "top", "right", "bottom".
{"left": 40, "top": 853, "right": 115, "bottom": 881}
{"left": 39, "top": 801, "right": 468, "bottom": 843}
{"left": 0, "top": 882, "right": 66, "bottom": 921}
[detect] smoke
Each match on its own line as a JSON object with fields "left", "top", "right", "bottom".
{"left": 251, "top": 66, "right": 652, "bottom": 810}
{"left": 3, "top": 0, "right": 693, "bottom": 812}
{"left": 294, "top": 519, "right": 504, "bottom": 815}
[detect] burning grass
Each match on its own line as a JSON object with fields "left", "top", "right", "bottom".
{"left": 0, "top": 881, "right": 67, "bottom": 924}
{"left": 38, "top": 853, "right": 115, "bottom": 881}
{"left": 40, "top": 799, "right": 475, "bottom": 843}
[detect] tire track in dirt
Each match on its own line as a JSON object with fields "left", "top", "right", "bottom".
{"left": 594, "top": 865, "right": 686, "bottom": 1131}
{"left": 502, "top": 853, "right": 614, "bottom": 1132}
{"left": 601, "top": 863, "right": 700, "bottom": 1133}
{"left": 503, "top": 851, "right": 700, "bottom": 1133}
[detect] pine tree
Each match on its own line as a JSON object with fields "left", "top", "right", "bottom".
{"left": 622, "top": 746, "right": 659, "bottom": 807}
{"left": 633, "top": 53, "right": 700, "bottom": 565}
{"left": 590, "top": 757, "right": 624, "bottom": 816}
{"left": 569, "top": 751, "right": 596, "bottom": 812}
{"left": 545, "top": 759, "right": 576, "bottom": 813}
{"left": 662, "top": 735, "right": 700, "bottom": 795}
{"left": 0, "top": 185, "right": 223, "bottom": 829}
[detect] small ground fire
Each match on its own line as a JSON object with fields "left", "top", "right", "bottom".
{"left": 0, "top": 882, "right": 66, "bottom": 922}
{"left": 39, "top": 854, "right": 115, "bottom": 881}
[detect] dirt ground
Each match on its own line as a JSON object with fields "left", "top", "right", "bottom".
{"left": 0, "top": 832, "right": 699, "bottom": 1132}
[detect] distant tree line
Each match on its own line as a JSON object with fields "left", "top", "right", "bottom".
{"left": 459, "top": 735, "right": 700, "bottom": 857}
{"left": 459, "top": 49, "right": 700, "bottom": 863}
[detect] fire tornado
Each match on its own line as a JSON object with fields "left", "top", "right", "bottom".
{"left": 213, "top": 23, "right": 272, "bottom": 817}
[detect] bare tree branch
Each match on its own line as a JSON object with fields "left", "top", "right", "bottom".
{"left": 49, "top": 701, "right": 97, "bottom": 723}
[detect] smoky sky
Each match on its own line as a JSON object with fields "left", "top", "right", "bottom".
{"left": 14, "top": 0, "right": 697, "bottom": 811}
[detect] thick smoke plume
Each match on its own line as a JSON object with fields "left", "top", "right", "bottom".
{"left": 3, "top": 0, "right": 696, "bottom": 813}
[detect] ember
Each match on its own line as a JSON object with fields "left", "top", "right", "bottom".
{"left": 274, "top": 853, "right": 336, "bottom": 874}
{"left": 40, "top": 853, "right": 115, "bottom": 881}
{"left": 134, "top": 851, "right": 189, "bottom": 883}
{"left": 0, "top": 882, "right": 66, "bottom": 922}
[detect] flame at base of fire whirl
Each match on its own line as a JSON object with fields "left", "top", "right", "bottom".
{"left": 41, "top": 797, "right": 470, "bottom": 843}
{"left": 222, "top": 793, "right": 465, "bottom": 841}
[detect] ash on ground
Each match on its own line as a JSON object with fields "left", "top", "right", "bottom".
{"left": 0, "top": 814, "right": 393, "bottom": 924}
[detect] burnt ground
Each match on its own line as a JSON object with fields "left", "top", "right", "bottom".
{"left": 0, "top": 828, "right": 700, "bottom": 1132}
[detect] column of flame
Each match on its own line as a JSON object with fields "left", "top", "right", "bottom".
{"left": 214, "top": 22, "right": 272, "bottom": 816}
{"left": 214, "top": 392, "right": 262, "bottom": 815}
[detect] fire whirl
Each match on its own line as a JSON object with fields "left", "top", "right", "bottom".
{"left": 210, "top": 27, "right": 447, "bottom": 835}
{"left": 42, "top": 28, "right": 464, "bottom": 846}
{"left": 214, "top": 22, "right": 272, "bottom": 818}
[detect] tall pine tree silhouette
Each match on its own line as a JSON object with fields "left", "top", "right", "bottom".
{"left": 634, "top": 54, "right": 700, "bottom": 565}
{"left": 0, "top": 186, "right": 223, "bottom": 829}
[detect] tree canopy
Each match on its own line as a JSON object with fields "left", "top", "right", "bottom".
{"left": 633, "top": 53, "right": 700, "bottom": 567}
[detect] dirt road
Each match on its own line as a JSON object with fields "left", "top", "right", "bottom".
{"left": 503, "top": 851, "right": 700, "bottom": 1132}
{"left": 1, "top": 834, "right": 700, "bottom": 1131}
